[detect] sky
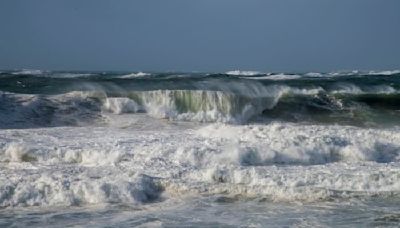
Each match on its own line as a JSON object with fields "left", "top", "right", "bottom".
{"left": 1, "top": 0, "right": 400, "bottom": 72}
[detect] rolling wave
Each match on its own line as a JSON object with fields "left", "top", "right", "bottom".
{"left": 1, "top": 81, "right": 399, "bottom": 128}
{"left": 1, "top": 70, "right": 400, "bottom": 128}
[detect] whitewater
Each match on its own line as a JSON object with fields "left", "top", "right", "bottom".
{"left": 1, "top": 70, "right": 400, "bottom": 226}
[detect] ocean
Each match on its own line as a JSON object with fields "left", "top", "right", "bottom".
{"left": 1, "top": 69, "right": 400, "bottom": 227}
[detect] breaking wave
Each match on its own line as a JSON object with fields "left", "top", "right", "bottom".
{"left": 117, "top": 72, "right": 151, "bottom": 79}
{"left": 368, "top": 70, "right": 400, "bottom": 76}
{"left": 1, "top": 70, "right": 400, "bottom": 128}
{"left": 1, "top": 83, "right": 399, "bottom": 128}
{"left": 11, "top": 69, "right": 44, "bottom": 75}
{"left": 3, "top": 69, "right": 400, "bottom": 225}
{"left": 225, "top": 70, "right": 263, "bottom": 76}
{"left": 241, "top": 74, "right": 302, "bottom": 80}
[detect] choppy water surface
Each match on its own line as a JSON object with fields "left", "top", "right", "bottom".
{"left": 1, "top": 69, "right": 400, "bottom": 227}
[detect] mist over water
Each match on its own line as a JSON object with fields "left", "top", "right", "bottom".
{"left": 1, "top": 70, "right": 400, "bottom": 226}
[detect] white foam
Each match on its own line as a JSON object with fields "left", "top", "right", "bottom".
{"left": 305, "top": 72, "right": 323, "bottom": 77}
{"left": 64, "top": 149, "right": 123, "bottom": 166}
{"left": 195, "top": 123, "right": 400, "bottom": 165}
{"left": 242, "top": 74, "right": 302, "bottom": 80}
{"left": 225, "top": 70, "right": 263, "bottom": 76}
{"left": 368, "top": 70, "right": 400, "bottom": 75}
{"left": 131, "top": 89, "right": 271, "bottom": 123}
{"left": 331, "top": 83, "right": 363, "bottom": 94}
{"left": 103, "top": 97, "right": 142, "bottom": 114}
{"left": 1, "top": 121, "right": 400, "bottom": 207}
{"left": 50, "top": 73, "right": 94, "bottom": 78}
{"left": 367, "top": 85, "right": 397, "bottom": 94}
{"left": 12, "top": 69, "right": 44, "bottom": 75}
{"left": 328, "top": 70, "right": 361, "bottom": 77}
{"left": 0, "top": 171, "right": 161, "bottom": 207}
{"left": 118, "top": 72, "right": 151, "bottom": 78}
{"left": 1, "top": 143, "right": 33, "bottom": 162}
{"left": 127, "top": 86, "right": 324, "bottom": 123}
{"left": 330, "top": 83, "right": 398, "bottom": 94}
{"left": 326, "top": 70, "right": 400, "bottom": 77}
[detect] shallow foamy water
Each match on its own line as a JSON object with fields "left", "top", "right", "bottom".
{"left": 0, "top": 113, "right": 400, "bottom": 226}
{"left": 2, "top": 197, "right": 400, "bottom": 227}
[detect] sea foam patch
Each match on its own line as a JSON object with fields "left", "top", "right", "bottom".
{"left": 0, "top": 121, "right": 400, "bottom": 208}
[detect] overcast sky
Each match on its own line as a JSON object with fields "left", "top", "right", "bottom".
{"left": 1, "top": 0, "right": 400, "bottom": 72}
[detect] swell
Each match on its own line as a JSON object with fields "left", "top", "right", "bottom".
{"left": 264, "top": 93, "right": 400, "bottom": 127}
{"left": 0, "top": 91, "right": 106, "bottom": 129}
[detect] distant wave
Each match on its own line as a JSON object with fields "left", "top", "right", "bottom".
{"left": 225, "top": 70, "right": 263, "bottom": 76}
{"left": 50, "top": 73, "right": 95, "bottom": 78}
{"left": 241, "top": 74, "right": 302, "bottom": 80}
{"left": 117, "top": 72, "right": 151, "bottom": 79}
{"left": 368, "top": 70, "right": 400, "bottom": 76}
{"left": 5, "top": 69, "right": 399, "bottom": 79}
{"left": 327, "top": 70, "right": 400, "bottom": 77}
{"left": 11, "top": 69, "right": 44, "bottom": 75}
{"left": 304, "top": 72, "right": 323, "bottom": 77}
